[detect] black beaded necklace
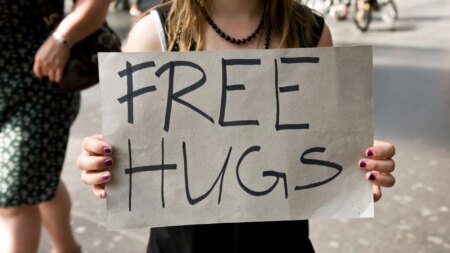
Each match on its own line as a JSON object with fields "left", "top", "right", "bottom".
{"left": 205, "top": 11, "right": 271, "bottom": 49}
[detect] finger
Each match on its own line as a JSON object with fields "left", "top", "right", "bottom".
{"left": 33, "top": 61, "right": 43, "bottom": 79}
{"left": 373, "top": 184, "right": 382, "bottom": 202}
{"left": 55, "top": 68, "right": 63, "bottom": 83}
{"left": 81, "top": 170, "right": 111, "bottom": 186}
{"left": 366, "top": 140, "right": 395, "bottom": 159}
{"left": 93, "top": 184, "right": 107, "bottom": 199}
{"left": 81, "top": 135, "right": 111, "bottom": 155}
{"left": 359, "top": 158, "right": 395, "bottom": 173}
{"left": 40, "top": 61, "right": 50, "bottom": 77}
{"left": 77, "top": 153, "right": 113, "bottom": 171}
{"left": 48, "top": 68, "right": 57, "bottom": 82}
{"left": 366, "top": 171, "right": 395, "bottom": 187}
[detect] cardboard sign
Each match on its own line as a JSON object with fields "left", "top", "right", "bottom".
{"left": 99, "top": 46, "right": 374, "bottom": 230}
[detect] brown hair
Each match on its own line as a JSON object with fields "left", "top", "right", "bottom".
{"left": 154, "top": 0, "right": 320, "bottom": 51}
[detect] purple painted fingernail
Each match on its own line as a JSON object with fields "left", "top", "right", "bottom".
{"left": 367, "top": 149, "right": 374, "bottom": 157}
{"left": 102, "top": 173, "right": 110, "bottom": 181}
{"left": 103, "top": 146, "right": 111, "bottom": 154}
{"left": 368, "top": 173, "right": 376, "bottom": 181}
{"left": 104, "top": 158, "right": 113, "bottom": 166}
{"left": 359, "top": 161, "right": 367, "bottom": 168}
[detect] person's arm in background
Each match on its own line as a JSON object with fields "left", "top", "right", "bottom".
{"left": 33, "top": 0, "right": 111, "bottom": 83}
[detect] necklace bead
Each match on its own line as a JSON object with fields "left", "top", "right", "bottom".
{"left": 173, "top": 11, "right": 272, "bottom": 51}
{"left": 205, "top": 11, "right": 270, "bottom": 48}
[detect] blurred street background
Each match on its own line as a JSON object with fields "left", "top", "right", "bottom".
{"left": 38, "top": 0, "right": 450, "bottom": 252}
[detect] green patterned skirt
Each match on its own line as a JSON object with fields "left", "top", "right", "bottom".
{"left": 0, "top": 0, "right": 80, "bottom": 207}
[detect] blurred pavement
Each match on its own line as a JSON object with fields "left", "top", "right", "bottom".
{"left": 310, "top": 1, "right": 450, "bottom": 253}
{"left": 38, "top": 0, "right": 450, "bottom": 252}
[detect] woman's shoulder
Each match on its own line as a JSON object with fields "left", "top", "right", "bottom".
{"left": 304, "top": 7, "right": 332, "bottom": 47}
{"left": 311, "top": 13, "right": 325, "bottom": 45}
{"left": 124, "top": 11, "right": 164, "bottom": 52}
{"left": 292, "top": 2, "right": 328, "bottom": 47}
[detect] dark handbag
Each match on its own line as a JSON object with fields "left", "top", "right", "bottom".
{"left": 37, "top": 0, "right": 121, "bottom": 92}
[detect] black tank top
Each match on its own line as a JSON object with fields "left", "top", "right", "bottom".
{"left": 147, "top": 4, "right": 324, "bottom": 253}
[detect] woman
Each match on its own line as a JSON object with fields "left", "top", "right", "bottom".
{"left": 0, "top": 0, "right": 110, "bottom": 252}
{"left": 77, "top": 0, "right": 396, "bottom": 252}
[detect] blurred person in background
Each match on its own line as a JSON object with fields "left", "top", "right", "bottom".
{"left": 129, "top": 0, "right": 142, "bottom": 16}
{"left": 0, "top": 0, "right": 110, "bottom": 252}
{"left": 340, "top": 0, "right": 380, "bottom": 20}
{"left": 114, "top": 0, "right": 143, "bottom": 16}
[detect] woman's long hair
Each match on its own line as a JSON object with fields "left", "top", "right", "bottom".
{"left": 157, "top": 0, "right": 320, "bottom": 51}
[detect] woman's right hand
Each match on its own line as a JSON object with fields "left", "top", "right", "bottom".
{"left": 33, "top": 35, "right": 71, "bottom": 83}
{"left": 77, "top": 135, "right": 113, "bottom": 198}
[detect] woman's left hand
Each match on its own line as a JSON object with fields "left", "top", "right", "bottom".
{"left": 33, "top": 35, "right": 70, "bottom": 83}
{"left": 359, "top": 140, "right": 396, "bottom": 202}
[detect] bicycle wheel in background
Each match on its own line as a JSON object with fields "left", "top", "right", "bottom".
{"left": 378, "top": 0, "right": 399, "bottom": 24}
{"left": 353, "top": 0, "right": 372, "bottom": 32}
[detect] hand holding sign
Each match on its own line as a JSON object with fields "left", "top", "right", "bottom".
{"left": 77, "top": 135, "right": 113, "bottom": 198}
{"left": 358, "top": 140, "right": 396, "bottom": 202}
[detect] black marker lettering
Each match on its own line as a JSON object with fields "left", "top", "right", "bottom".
{"left": 124, "top": 138, "right": 177, "bottom": 208}
{"left": 274, "top": 57, "right": 320, "bottom": 131}
{"left": 236, "top": 146, "right": 288, "bottom": 198}
{"left": 117, "top": 61, "right": 157, "bottom": 124}
{"left": 155, "top": 61, "right": 214, "bottom": 132}
{"left": 182, "top": 142, "right": 232, "bottom": 205}
{"left": 295, "top": 147, "right": 343, "bottom": 190}
{"left": 127, "top": 139, "right": 132, "bottom": 211}
{"left": 281, "top": 57, "right": 320, "bottom": 64}
{"left": 219, "top": 59, "right": 261, "bottom": 127}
